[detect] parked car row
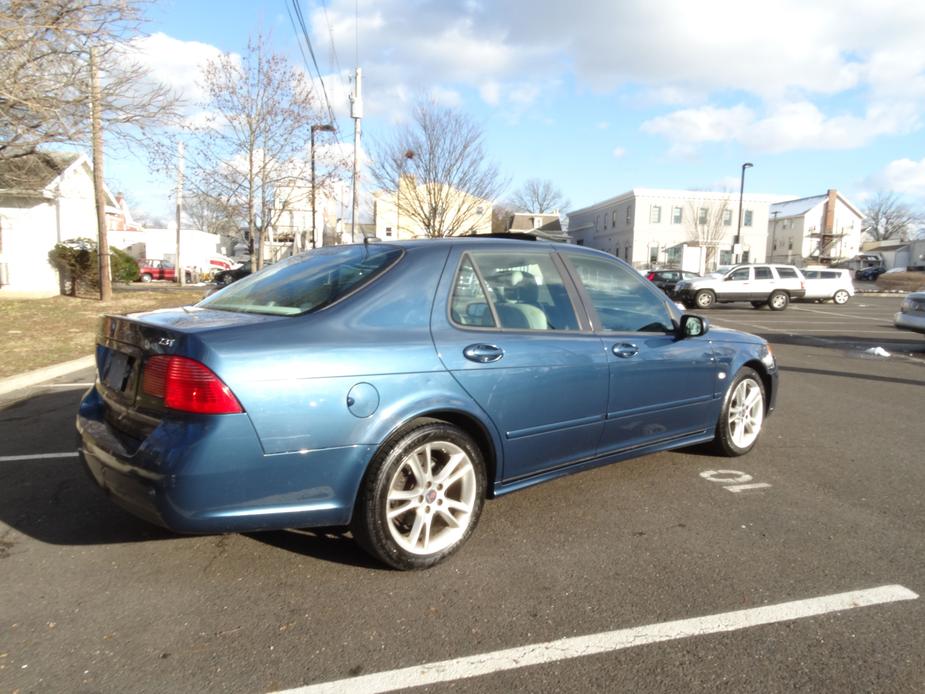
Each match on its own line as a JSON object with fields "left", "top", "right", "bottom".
{"left": 645, "top": 264, "right": 855, "bottom": 310}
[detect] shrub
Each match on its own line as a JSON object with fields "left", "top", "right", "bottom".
{"left": 48, "top": 239, "right": 139, "bottom": 295}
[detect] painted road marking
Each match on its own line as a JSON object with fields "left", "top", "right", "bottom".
{"left": 790, "top": 306, "right": 887, "bottom": 321}
{"left": 700, "top": 469, "right": 771, "bottom": 492}
{"left": 274, "top": 585, "right": 918, "bottom": 694}
{"left": 0, "top": 452, "right": 78, "bottom": 462}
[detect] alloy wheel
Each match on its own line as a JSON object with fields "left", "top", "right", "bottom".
{"left": 727, "top": 378, "right": 764, "bottom": 449}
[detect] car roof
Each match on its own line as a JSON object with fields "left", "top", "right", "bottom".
{"left": 357, "top": 236, "right": 614, "bottom": 260}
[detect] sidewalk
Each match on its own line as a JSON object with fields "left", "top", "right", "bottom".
{"left": 0, "top": 354, "right": 95, "bottom": 398}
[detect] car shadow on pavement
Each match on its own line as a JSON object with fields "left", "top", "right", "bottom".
{"left": 246, "top": 529, "right": 382, "bottom": 570}
{"left": 778, "top": 365, "right": 925, "bottom": 388}
{"left": 760, "top": 332, "right": 925, "bottom": 356}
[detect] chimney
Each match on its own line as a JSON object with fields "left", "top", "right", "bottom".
{"left": 823, "top": 189, "right": 837, "bottom": 234}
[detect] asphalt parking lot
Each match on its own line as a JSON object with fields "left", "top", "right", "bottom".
{"left": 1, "top": 294, "right": 924, "bottom": 693}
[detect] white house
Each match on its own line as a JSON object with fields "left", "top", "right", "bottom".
{"left": 372, "top": 178, "right": 492, "bottom": 240}
{"left": 568, "top": 188, "right": 786, "bottom": 272}
{"left": 0, "top": 151, "right": 118, "bottom": 297}
{"left": 767, "top": 190, "right": 863, "bottom": 265}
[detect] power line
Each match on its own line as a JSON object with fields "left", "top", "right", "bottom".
{"left": 285, "top": 0, "right": 340, "bottom": 135}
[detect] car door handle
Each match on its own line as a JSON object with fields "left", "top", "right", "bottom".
{"left": 612, "top": 343, "right": 639, "bottom": 358}
{"left": 463, "top": 344, "right": 504, "bottom": 363}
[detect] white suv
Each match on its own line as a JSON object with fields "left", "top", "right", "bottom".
{"left": 800, "top": 268, "right": 855, "bottom": 305}
{"left": 675, "top": 264, "right": 806, "bottom": 310}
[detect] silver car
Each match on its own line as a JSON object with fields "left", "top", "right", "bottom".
{"left": 895, "top": 291, "right": 925, "bottom": 334}
{"left": 800, "top": 268, "right": 855, "bottom": 305}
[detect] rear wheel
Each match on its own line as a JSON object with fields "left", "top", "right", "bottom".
{"left": 695, "top": 290, "right": 716, "bottom": 309}
{"left": 712, "top": 367, "right": 766, "bottom": 456}
{"left": 768, "top": 290, "right": 789, "bottom": 311}
{"left": 351, "top": 421, "right": 486, "bottom": 570}
{"left": 833, "top": 289, "right": 849, "bottom": 305}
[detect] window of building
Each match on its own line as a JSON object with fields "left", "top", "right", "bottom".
{"left": 611, "top": 210, "right": 617, "bottom": 226}
{"left": 744, "top": 209, "right": 753, "bottom": 226}
{"left": 625, "top": 206, "right": 632, "bottom": 224}
{"left": 624, "top": 245, "right": 631, "bottom": 261}
{"left": 533, "top": 216, "right": 542, "bottom": 229}
{"left": 723, "top": 209, "right": 732, "bottom": 226}
{"left": 742, "top": 250, "right": 750, "bottom": 263}
{"left": 698, "top": 207, "right": 708, "bottom": 225}
{"left": 672, "top": 207, "right": 683, "bottom": 224}
{"left": 385, "top": 226, "right": 393, "bottom": 236}
{"left": 650, "top": 205, "right": 661, "bottom": 224}
{"left": 649, "top": 246, "right": 658, "bottom": 264}
{"left": 788, "top": 238, "right": 793, "bottom": 250}
{"left": 719, "top": 250, "right": 733, "bottom": 265}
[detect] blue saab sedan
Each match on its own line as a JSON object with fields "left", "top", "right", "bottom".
{"left": 78, "top": 237, "right": 778, "bottom": 570}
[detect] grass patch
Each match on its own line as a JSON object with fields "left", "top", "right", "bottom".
{"left": 875, "top": 271, "right": 925, "bottom": 293}
{"left": 0, "top": 284, "right": 207, "bottom": 379}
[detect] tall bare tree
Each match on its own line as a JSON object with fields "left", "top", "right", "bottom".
{"left": 179, "top": 35, "right": 342, "bottom": 270}
{"left": 687, "top": 198, "right": 731, "bottom": 270}
{"left": 183, "top": 190, "right": 239, "bottom": 237}
{"left": 370, "top": 101, "right": 505, "bottom": 238}
{"left": 862, "top": 191, "right": 923, "bottom": 241}
{"left": 491, "top": 202, "right": 515, "bottom": 233}
{"left": 509, "top": 178, "right": 569, "bottom": 214}
{"left": 0, "top": 0, "right": 179, "bottom": 164}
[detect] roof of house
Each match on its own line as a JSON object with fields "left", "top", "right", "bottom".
{"left": 509, "top": 212, "right": 563, "bottom": 232}
{"left": 0, "top": 151, "right": 82, "bottom": 193}
{"left": 769, "top": 194, "right": 828, "bottom": 219}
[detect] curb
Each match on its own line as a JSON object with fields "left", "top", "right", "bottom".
{"left": 0, "top": 354, "right": 95, "bottom": 397}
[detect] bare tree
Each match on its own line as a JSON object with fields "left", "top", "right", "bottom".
{"left": 370, "top": 101, "right": 506, "bottom": 238}
{"left": 178, "top": 35, "right": 343, "bottom": 270}
{"left": 491, "top": 203, "right": 515, "bottom": 233}
{"left": 509, "top": 178, "right": 569, "bottom": 214}
{"left": 686, "top": 198, "right": 731, "bottom": 270}
{"left": 183, "top": 190, "right": 239, "bottom": 237}
{"left": 0, "top": 0, "right": 180, "bottom": 166}
{"left": 862, "top": 191, "right": 923, "bottom": 241}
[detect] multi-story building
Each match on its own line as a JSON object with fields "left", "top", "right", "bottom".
{"left": 568, "top": 188, "right": 788, "bottom": 272}
{"left": 766, "top": 190, "right": 863, "bottom": 266}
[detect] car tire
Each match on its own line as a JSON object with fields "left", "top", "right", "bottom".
{"left": 750, "top": 301, "right": 766, "bottom": 309}
{"left": 711, "top": 367, "right": 766, "bottom": 457}
{"left": 695, "top": 290, "right": 716, "bottom": 309}
{"left": 351, "top": 421, "right": 486, "bottom": 570}
{"left": 768, "top": 290, "right": 789, "bottom": 311}
{"left": 140, "top": 273, "right": 152, "bottom": 283}
{"left": 833, "top": 289, "right": 849, "bottom": 305}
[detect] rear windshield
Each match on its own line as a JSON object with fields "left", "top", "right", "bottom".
{"left": 199, "top": 245, "right": 403, "bottom": 316}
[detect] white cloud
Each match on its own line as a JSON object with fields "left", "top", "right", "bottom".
{"left": 873, "top": 157, "right": 925, "bottom": 197}
{"left": 480, "top": 81, "right": 501, "bottom": 106}
{"left": 611, "top": 146, "right": 626, "bottom": 158}
{"left": 127, "top": 33, "right": 228, "bottom": 106}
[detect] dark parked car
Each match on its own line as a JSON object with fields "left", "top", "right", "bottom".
{"left": 78, "top": 239, "right": 778, "bottom": 570}
{"left": 855, "top": 266, "right": 886, "bottom": 281}
{"left": 645, "top": 269, "right": 702, "bottom": 296}
{"left": 212, "top": 265, "right": 251, "bottom": 287}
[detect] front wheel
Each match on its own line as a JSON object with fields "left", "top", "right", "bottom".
{"left": 712, "top": 367, "right": 766, "bottom": 456}
{"left": 833, "top": 289, "right": 849, "bottom": 305}
{"left": 768, "top": 290, "right": 789, "bottom": 311}
{"left": 695, "top": 290, "right": 716, "bottom": 309}
{"left": 140, "top": 273, "right": 152, "bottom": 283}
{"left": 351, "top": 421, "right": 486, "bottom": 570}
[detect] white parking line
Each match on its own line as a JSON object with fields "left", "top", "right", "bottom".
{"left": 0, "top": 452, "right": 78, "bottom": 462}
{"left": 275, "top": 585, "right": 918, "bottom": 694}
{"left": 790, "top": 306, "right": 886, "bottom": 321}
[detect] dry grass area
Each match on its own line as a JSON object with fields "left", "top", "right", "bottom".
{"left": 875, "top": 271, "right": 925, "bottom": 293}
{"left": 0, "top": 285, "right": 206, "bottom": 379}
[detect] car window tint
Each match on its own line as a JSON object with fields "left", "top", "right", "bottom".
{"left": 199, "top": 245, "right": 402, "bottom": 316}
{"left": 821, "top": 271, "right": 838, "bottom": 279}
{"left": 567, "top": 255, "right": 674, "bottom": 333}
{"left": 729, "top": 267, "right": 750, "bottom": 281}
{"left": 468, "top": 252, "right": 579, "bottom": 331}
{"left": 776, "top": 267, "right": 798, "bottom": 279}
{"left": 803, "top": 270, "right": 819, "bottom": 279}
{"left": 449, "top": 257, "right": 496, "bottom": 328}
{"left": 754, "top": 266, "right": 773, "bottom": 280}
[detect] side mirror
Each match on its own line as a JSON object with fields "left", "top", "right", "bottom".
{"left": 679, "top": 314, "right": 709, "bottom": 338}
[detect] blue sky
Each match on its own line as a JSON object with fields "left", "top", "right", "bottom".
{"left": 109, "top": 0, "right": 925, "bottom": 220}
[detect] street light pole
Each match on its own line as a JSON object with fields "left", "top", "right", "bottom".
{"left": 735, "top": 162, "right": 753, "bottom": 264}
{"left": 311, "top": 123, "right": 336, "bottom": 249}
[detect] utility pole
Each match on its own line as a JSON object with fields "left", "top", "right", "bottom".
{"left": 350, "top": 67, "right": 363, "bottom": 243}
{"left": 89, "top": 47, "right": 111, "bottom": 302}
{"left": 735, "top": 162, "right": 753, "bottom": 264}
{"left": 175, "top": 141, "right": 185, "bottom": 286}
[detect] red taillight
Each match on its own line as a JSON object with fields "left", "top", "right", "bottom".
{"left": 142, "top": 355, "right": 243, "bottom": 414}
{"left": 646, "top": 272, "right": 656, "bottom": 280}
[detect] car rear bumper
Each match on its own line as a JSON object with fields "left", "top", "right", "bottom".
{"left": 895, "top": 311, "right": 925, "bottom": 335}
{"left": 76, "top": 386, "right": 373, "bottom": 533}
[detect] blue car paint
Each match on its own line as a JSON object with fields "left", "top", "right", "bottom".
{"left": 77, "top": 238, "right": 777, "bottom": 535}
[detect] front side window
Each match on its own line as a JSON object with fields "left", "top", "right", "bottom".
{"left": 566, "top": 254, "right": 674, "bottom": 333}
{"left": 200, "top": 245, "right": 403, "bottom": 316}
{"left": 728, "top": 267, "right": 750, "bottom": 281}
{"left": 458, "top": 252, "right": 579, "bottom": 331}
{"left": 744, "top": 209, "right": 753, "bottom": 226}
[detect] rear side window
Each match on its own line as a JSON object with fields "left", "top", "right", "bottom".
{"left": 199, "top": 245, "right": 403, "bottom": 316}
{"left": 754, "top": 266, "right": 773, "bottom": 280}
{"left": 450, "top": 252, "right": 579, "bottom": 331}
{"left": 821, "top": 271, "right": 839, "bottom": 279}
{"left": 776, "top": 267, "right": 799, "bottom": 279}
